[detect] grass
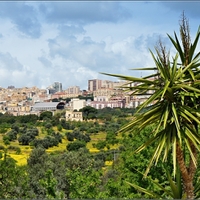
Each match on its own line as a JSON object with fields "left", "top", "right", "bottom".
{"left": 8, "top": 153, "right": 28, "bottom": 166}
{"left": 46, "top": 138, "right": 69, "bottom": 153}
{"left": 0, "top": 127, "right": 120, "bottom": 165}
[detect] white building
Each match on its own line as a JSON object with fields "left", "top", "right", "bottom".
{"left": 31, "top": 102, "right": 65, "bottom": 112}
{"left": 68, "top": 98, "right": 86, "bottom": 111}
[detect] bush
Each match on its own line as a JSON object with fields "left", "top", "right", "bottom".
{"left": 7, "top": 130, "right": 18, "bottom": 141}
{"left": 57, "top": 124, "right": 62, "bottom": 131}
{"left": 60, "top": 120, "right": 70, "bottom": 130}
{"left": 66, "top": 132, "right": 74, "bottom": 141}
{"left": 96, "top": 141, "right": 106, "bottom": 150}
{"left": 66, "top": 140, "right": 86, "bottom": 151}
{"left": 18, "top": 134, "right": 32, "bottom": 145}
{"left": 11, "top": 124, "right": 20, "bottom": 133}
{"left": 40, "top": 111, "right": 52, "bottom": 120}
{"left": 0, "top": 127, "right": 8, "bottom": 134}
{"left": 3, "top": 135, "right": 10, "bottom": 144}
{"left": 0, "top": 145, "right": 5, "bottom": 150}
{"left": 7, "top": 146, "right": 21, "bottom": 154}
{"left": 45, "top": 122, "right": 52, "bottom": 129}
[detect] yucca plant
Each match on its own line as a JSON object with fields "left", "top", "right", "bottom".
{"left": 125, "top": 164, "right": 183, "bottom": 199}
{"left": 102, "top": 14, "right": 200, "bottom": 199}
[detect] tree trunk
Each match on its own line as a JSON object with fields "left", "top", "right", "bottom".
{"left": 176, "top": 142, "right": 197, "bottom": 199}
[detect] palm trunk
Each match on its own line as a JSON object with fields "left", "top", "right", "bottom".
{"left": 176, "top": 142, "right": 197, "bottom": 199}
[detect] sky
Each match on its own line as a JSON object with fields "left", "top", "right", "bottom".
{"left": 0, "top": 1, "right": 199, "bottom": 90}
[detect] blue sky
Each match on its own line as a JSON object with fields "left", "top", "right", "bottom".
{"left": 0, "top": 1, "right": 199, "bottom": 90}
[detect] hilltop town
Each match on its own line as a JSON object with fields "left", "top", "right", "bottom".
{"left": 0, "top": 79, "right": 153, "bottom": 118}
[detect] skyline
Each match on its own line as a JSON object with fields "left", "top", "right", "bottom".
{"left": 0, "top": 1, "right": 199, "bottom": 90}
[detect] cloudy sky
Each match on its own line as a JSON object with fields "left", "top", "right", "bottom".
{"left": 0, "top": 1, "right": 199, "bottom": 90}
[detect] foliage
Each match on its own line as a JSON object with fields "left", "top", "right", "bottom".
{"left": 102, "top": 14, "right": 200, "bottom": 199}
{"left": 66, "top": 167, "right": 101, "bottom": 199}
{"left": 65, "top": 129, "right": 91, "bottom": 143}
{"left": 0, "top": 105, "right": 180, "bottom": 198}
{"left": 80, "top": 106, "right": 98, "bottom": 120}
{"left": 18, "top": 128, "right": 39, "bottom": 145}
{"left": 0, "top": 151, "right": 29, "bottom": 198}
{"left": 40, "top": 111, "right": 53, "bottom": 121}
{"left": 27, "top": 147, "right": 49, "bottom": 198}
{"left": 7, "top": 145, "right": 21, "bottom": 154}
{"left": 39, "top": 169, "right": 64, "bottom": 199}
{"left": 57, "top": 124, "right": 62, "bottom": 131}
{"left": 66, "top": 140, "right": 86, "bottom": 151}
{"left": 19, "top": 114, "right": 38, "bottom": 124}
{"left": 0, "top": 113, "right": 38, "bottom": 124}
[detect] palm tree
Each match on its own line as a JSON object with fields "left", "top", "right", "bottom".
{"left": 102, "top": 14, "right": 200, "bottom": 199}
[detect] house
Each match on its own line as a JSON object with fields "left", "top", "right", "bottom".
{"left": 65, "top": 110, "right": 83, "bottom": 121}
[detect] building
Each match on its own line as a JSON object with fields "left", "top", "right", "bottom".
{"left": 53, "top": 82, "right": 62, "bottom": 92}
{"left": 93, "top": 88, "right": 123, "bottom": 98}
{"left": 89, "top": 100, "right": 124, "bottom": 109}
{"left": 31, "top": 102, "right": 65, "bottom": 112}
{"left": 47, "top": 82, "right": 62, "bottom": 94}
{"left": 47, "top": 88, "right": 57, "bottom": 95}
{"left": 66, "top": 86, "right": 80, "bottom": 95}
{"left": 68, "top": 98, "right": 86, "bottom": 111}
{"left": 94, "top": 96, "right": 109, "bottom": 102}
{"left": 88, "top": 79, "right": 126, "bottom": 92}
{"left": 51, "top": 92, "right": 67, "bottom": 100}
{"left": 65, "top": 110, "right": 83, "bottom": 121}
{"left": 88, "top": 79, "right": 102, "bottom": 91}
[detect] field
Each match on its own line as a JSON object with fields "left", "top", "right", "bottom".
{"left": 0, "top": 128, "right": 112, "bottom": 166}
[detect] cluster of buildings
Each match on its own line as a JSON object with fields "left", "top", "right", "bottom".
{"left": 0, "top": 79, "right": 154, "bottom": 121}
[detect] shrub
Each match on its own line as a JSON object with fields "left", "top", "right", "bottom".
{"left": 66, "top": 140, "right": 86, "bottom": 151}
{"left": 0, "top": 145, "right": 5, "bottom": 150}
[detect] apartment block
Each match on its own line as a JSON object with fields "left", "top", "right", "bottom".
{"left": 66, "top": 86, "right": 80, "bottom": 94}
{"left": 88, "top": 79, "right": 102, "bottom": 91}
{"left": 89, "top": 100, "right": 124, "bottom": 109}
{"left": 68, "top": 98, "right": 86, "bottom": 111}
{"left": 93, "top": 88, "right": 123, "bottom": 98}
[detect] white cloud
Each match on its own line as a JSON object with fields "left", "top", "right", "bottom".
{"left": 0, "top": 1, "right": 199, "bottom": 90}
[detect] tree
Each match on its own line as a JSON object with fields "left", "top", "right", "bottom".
{"left": 18, "top": 134, "right": 32, "bottom": 145}
{"left": 40, "top": 111, "right": 53, "bottom": 120}
{"left": 19, "top": 114, "right": 38, "bottom": 124}
{"left": 102, "top": 14, "right": 200, "bottom": 199}
{"left": 39, "top": 169, "right": 64, "bottom": 199}
{"left": 66, "top": 140, "right": 86, "bottom": 151}
{"left": 66, "top": 167, "right": 101, "bottom": 199}
{"left": 0, "top": 151, "right": 29, "bottom": 198}
{"left": 27, "top": 147, "right": 49, "bottom": 198}
{"left": 3, "top": 135, "right": 10, "bottom": 145}
{"left": 18, "top": 128, "right": 38, "bottom": 145}
{"left": 57, "top": 124, "right": 62, "bottom": 131}
{"left": 80, "top": 106, "right": 97, "bottom": 120}
{"left": 45, "top": 122, "right": 52, "bottom": 129}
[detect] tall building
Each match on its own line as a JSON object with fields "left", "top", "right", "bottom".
{"left": 46, "top": 82, "right": 62, "bottom": 95}
{"left": 88, "top": 79, "right": 102, "bottom": 91}
{"left": 66, "top": 86, "right": 80, "bottom": 95}
{"left": 52, "top": 82, "right": 62, "bottom": 92}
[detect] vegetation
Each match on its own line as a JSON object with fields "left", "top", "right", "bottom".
{"left": 0, "top": 14, "right": 200, "bottom": 199}
{"left": 102, "top": 13, "right": 200, "bottom": 199}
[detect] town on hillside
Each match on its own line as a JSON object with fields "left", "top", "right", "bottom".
{"left": 0, "top": 79, "right": 154, "bottom": 120}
